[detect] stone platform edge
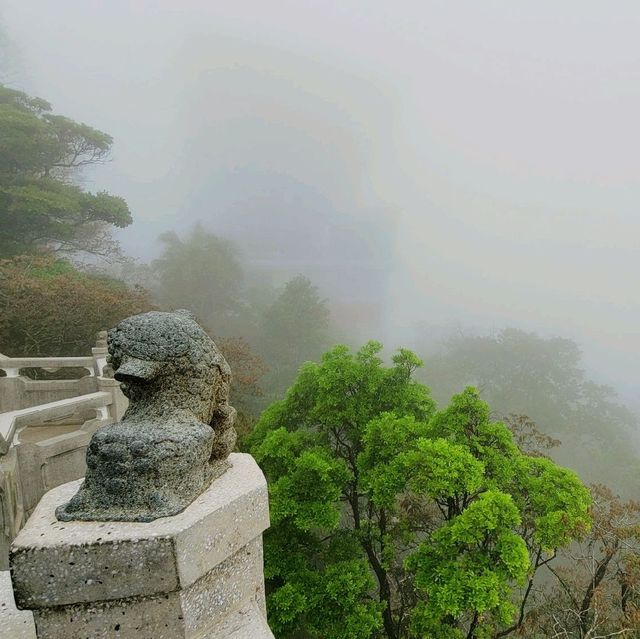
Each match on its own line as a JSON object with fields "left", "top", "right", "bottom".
{"left": 10, "top": 452, "right": 270, "bottom": 609}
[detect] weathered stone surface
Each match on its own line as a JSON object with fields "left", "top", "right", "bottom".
{"left": 11, "top": 453, "right": 269, "bottom": 609}
{"left": 181, "top": 536, "right": 266, "bottom": 637}
{"left": 0, "top": 571, "right": 35, "bottom": 639}
{"left": 33, "top": 590, "right": 185, "bottom": 639}
{"left": 0, "top": 332, "right": 124, "bottom": 567}
{"left": 207, "top": 603, "right": 274, "bottom": 639}
{"left": 56, "top": 310, "right": 237, "bottom": 522}
{"left": 29, "top": 538, "right": 268, "bottom": 639}
{"left": 10, "top": 453, "right": 271, "bottom": 638}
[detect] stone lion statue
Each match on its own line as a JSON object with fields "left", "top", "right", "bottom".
{"left": 56, "top": 310, "right": 236, "bottom": 522}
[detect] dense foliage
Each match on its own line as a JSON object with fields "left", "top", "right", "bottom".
{"left": 249, "top": 343, "right": 591, "bottom": 639}
{"left": 0, "top": 255, "right": 152, "bottom": 357}
{"left": 152, "top": 225, "right": 246, "bottom": 337}
{"left": 257, "top": 274, "right": 331, "bottom": 398}
{"left": 0, "top": 84, "right": 132, "bottom": 259}
{"left": 423, "top": 329, "right": 640, "bottom": 495}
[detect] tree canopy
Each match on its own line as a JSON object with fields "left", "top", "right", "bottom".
{"left": 152, "top": 225, "right": 246, "bottom": 337}
{"left": 248, "top": 342, "right": 591, "bottom": 639}
{"left": 0, "top": 84, "right": 132, "bottom": 258}
{"left": 422, "top": 328, "right": 640, "bottom": 495}
{"left": 0, "top": 255, "right": 152, "bottom": 356}
{"left": 257, "top": 275, "right": 331, "bottom": 397}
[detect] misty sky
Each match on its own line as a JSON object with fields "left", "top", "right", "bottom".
{"left": 3, "top": 1, "right": 640, "bottom": 402}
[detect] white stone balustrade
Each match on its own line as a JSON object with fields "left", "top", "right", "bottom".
{"left": 0, "top": 341, "right": 127, "bottom": 571}
{"left": 0, "top": 356, "right": 97, "bottom": 378}
{"left": 0, "top": 391, "right": 113, "bottom": 455}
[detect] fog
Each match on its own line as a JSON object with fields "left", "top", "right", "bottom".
{"left": 4, "top": 0, "right": 640, "bottom": 407}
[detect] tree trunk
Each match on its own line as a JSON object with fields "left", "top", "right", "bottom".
{"left": 578, "top": 545, "right": 618, "bottom": 636}
{"left": 347, "top": 489, "right": 397, "bottom": 639}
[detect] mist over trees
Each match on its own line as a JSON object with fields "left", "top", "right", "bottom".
{"left": 420, "top": 329, "right": 640, "bottom": 495}
{"left": 257, "top": 275, "right": 331, "bottom": 397}
{"left": 0, "top": 82, "right": 329, "bottom": 416}
{"left": 2, "top": 12, "right": 640, "bottom": 638}
{"left": 0, "top": 19, "right": 22, "bottom": 85}
{"left": 0, "top": 82, "right": 151, "bottom": 368}
{"left": 0, "top": 84, "right": 132, "bottom": 260}
{"left": 152, "top": 225, "right": 246, "bottom": 337}
{"left": 146, "top": 223, "right": 333, "bottom": 407}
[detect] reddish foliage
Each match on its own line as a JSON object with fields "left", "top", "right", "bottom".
{"left": 0, "top": 255, "right": 154, "bottom": 356}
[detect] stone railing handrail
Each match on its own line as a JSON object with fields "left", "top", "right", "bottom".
{"left": 0, "top": 356, "right": 96, "bottom": 378}
{"left": 0, "top": 391, "right": 113, "bottom": 455}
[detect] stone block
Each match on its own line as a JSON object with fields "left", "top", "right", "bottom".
{"left": 0, "top": 571, "right": 35, "bottom": 639}
{"left": 31, "top": 537, "right": 267, "bottom": 639}
{"left": 10, "top": 453, "right": 273, "bottom": 638}
{"left": 206, "top": 602, "right": 274, "bottom": 639}
{"left": 11, "top": 453, "right": 269, "bottom": 607}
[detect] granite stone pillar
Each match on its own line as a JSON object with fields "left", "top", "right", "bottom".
{"left": 9, "top": 453, "right": 273, "bottom": 639}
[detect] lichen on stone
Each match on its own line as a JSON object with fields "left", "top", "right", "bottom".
{"left": 56, "top": 310, "right": 237, "bottom": 522}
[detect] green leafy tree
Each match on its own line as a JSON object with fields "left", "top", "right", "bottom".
{"left": 0, "top": 84, "right": 132, "bottom": 258}
{"left": 152, "top": 225, "right": 246, "bottom": 337}
{"left": 422, "top": 329, "right": 639, "bottom": 495}
{"left": 379, "top": 403, "right": 636, "bottom": 637}
{"left": 249, "top": 343, "right": 591, "bottom": 638}
{"left": 258, "top": 275, "right": 331, "bottom": 397}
